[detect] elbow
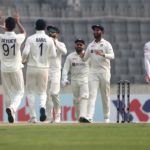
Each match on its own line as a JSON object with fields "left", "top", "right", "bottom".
{"left": 110, "top": 53, "right": 115, "bottom": 59}
{"left": 64, "top": 51, "right": 67, "bottom": 55}
{"left": 62, "top": 48, "right": 67, "bottom": 55}
{"left": 112, "top": 54, "right": 115, "bottom": 59}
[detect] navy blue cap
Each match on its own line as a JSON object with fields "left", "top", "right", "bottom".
{"left": 91, "top": 24, "right": 104, "bottom": 32}
{"left": 75, "top": 39, "right": 85, "bottom": 44}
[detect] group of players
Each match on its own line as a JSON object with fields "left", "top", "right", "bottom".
{"left": 0, "top": 15, "right": 115, "bottom": 124}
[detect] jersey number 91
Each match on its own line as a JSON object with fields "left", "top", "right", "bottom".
{"left": 2, "top": 43, "right": 15, "bottom": 56}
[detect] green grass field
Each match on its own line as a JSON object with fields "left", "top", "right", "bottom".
{"left": 0, "top": 123, "right": 150, "bottom": 150}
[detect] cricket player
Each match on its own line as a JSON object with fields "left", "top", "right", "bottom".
{"left": 46, "top": 25, "right": 67, "bottom": 123}
{"left": 62, "top": 39, "right": 89, "bottom": 122}
{"left": 144, "top": 41, "right": 150, "bottom": 83}
{"left": 80, "top": 25, "right": 115, "bottom": 123}
{"left": 0, "top": 15, "right": 26, "bottom": 123}
{"left": 22, "top": 19, "right": 56, "bottom": 123}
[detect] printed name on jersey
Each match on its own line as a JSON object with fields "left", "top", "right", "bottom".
{"left": 100, "top": 44, "right": 103, "bottom": 47}
{"left": 91, "top": 50, "right": 94, "bottom": 53}
{"left": 36, "top": 38, "right": 46, "bottom": 42}
{"left": 72, "top": 62, "right": 86, "bottom": 66}
{"left": 1, "top": 39, "right": 16, "bottom": 43}
{"left": 91, "top": 49, "right": 104, "bottom": 53}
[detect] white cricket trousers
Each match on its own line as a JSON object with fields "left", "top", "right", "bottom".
{"left": 46, "top": 70, "right": 61, "bottom": 120}
{"left": 71, "top": 80, "right": 89, "bottom": 119}
{"left": 87, "top": 71, "right": 111, "bottom": 121}
{"left": 26, "top": 67, "right": 48, "bottom": 119}
{"left": 1, "top": 69, "right": 24, "bottom": 116}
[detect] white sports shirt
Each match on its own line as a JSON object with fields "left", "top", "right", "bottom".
{"left": 144, "top": 41, "right": 150, "bottom": 55}
{"left": 50, "top": 39, "right": 67, "bottom": 70}
{"left": 22, "top": 31, "right": 56, "bottom": 68}
{"left": 0, "top": 32, "right": 25, "bottom": 72}
{"left": 62, "top": 51, "right": 89, "bottom": 82}
{"left": 83, "top": 38, "right": 114, "bottom": 72}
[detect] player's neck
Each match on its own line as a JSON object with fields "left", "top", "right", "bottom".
{"left": 95, "top": 37, "right": 101, "bottom": 43}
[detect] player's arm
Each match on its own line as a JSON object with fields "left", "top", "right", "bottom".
{"left": 105, "top": 43, "right": 115, "bottom": 59}
{"left": 144, "top": 44, "right": 150, "bottom": 83}
{"left": 144, "top": 43, "right": 149, "bottom": 53}
{"left": 0, "top": 25, "right": 5, "bottom": 30}
{"left": 79, "top": 46, "right": 90, "bottom": 61}
{"left": 95, "top": 43, "right": 114, "bottom": 59}
{"left": 0, "top": 11, "right": 6, "bottom": 30}
{"left": 55, "top": 41, "right": 67, "bottom": 55}
{"left": 62, "top": 56, "right": 71, "bottom": 86}
{"left": 49, "top": 37, "right": 57, "bottom": 58}
{"left": 14, "top": 13, "right": 26, "bottom": 35}
{"left": 22, "top": 38, "right": 30, "bottom": 64}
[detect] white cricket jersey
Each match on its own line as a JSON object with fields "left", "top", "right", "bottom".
{"left": 49, "top": 40, "right": 67, "bottom": 71}
{"left": 83, "top": 38, "right": 114, "bottom": 73}
{"left": 144, "top": 41, "right": 150, "bottom": 55}
{"left": 62, "top": 51, "right": 89, "bottom": 81}
{"left": 0, "top": 32, "right": 25, "bottom": 72}
{"left": 22, "top": 31, "right": 56, "bottom": 68}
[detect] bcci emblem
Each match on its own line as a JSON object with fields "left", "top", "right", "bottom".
{"left": 72, "top": 62, "right": 75, "bottom": 66}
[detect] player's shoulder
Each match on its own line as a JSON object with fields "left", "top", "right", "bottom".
{"left": 27, "top": 33, "right": 36, "bottom": 39}
{"left": 101, "top": 38, "right": 113, "bottom": 48}
{"left": 145, "top": 41, "right": 150, "bottom": 46}
{"left": 88, "top": 40, "right": 94, "bottom": 45}
{"left": 87, "top": 40, "right": 94, "bottom": 47}
{"left": 46, "top": 36, "right": 54, "bottom": 42}
{"left": 16, "top": 33, "right": 26, "bottom": 39}
{"left": 101, "top": 38, "right": 111, "bottom": 44}
{"left": 0, "top": 33, "right": 3, "bottom": 38}
{"left": 57, "top": 40, "right": 65, "bottom": 45}
{"left": 67, "top": 51, "right": 76, "bottom": 58}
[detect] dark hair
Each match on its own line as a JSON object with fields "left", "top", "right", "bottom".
{"left": 5, "top": 17, "right": 16, "bottom": 31}
{"left": 75, "top": 39, "right": 85, "bottom": 44}
{"left": 35, "top": 19, "right": 46, "bottom": 30}
{"left": 91, "top": 24, "right": 104, "bottom": 32}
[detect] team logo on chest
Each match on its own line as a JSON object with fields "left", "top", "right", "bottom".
{"left": 72, "top": 62, "right": 76, "bottom": 66}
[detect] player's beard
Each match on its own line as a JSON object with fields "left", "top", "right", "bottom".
{"left": 75, "top": 48, "right": 83, "bottom": 54}
{"left": 49, "top": 33, "right": 56, "bottom": 39}
{"left": 94, "top": 33, "right": 101, "bottom": 41}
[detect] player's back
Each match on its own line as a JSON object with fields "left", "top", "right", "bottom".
{"left": 0, "top": 32, "right": 25, "bottom": 72}
{"left": 25, "top": 31, "right": 55, "bottom": 68}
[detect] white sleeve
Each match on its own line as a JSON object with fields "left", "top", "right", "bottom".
{"left": 49, "top": 38, "right": 57, "bottom": 57}
{"left": 22, "top": 38, "right": 31, "bottom": 63}
{"left": 55, "top": 41, "right": 67, "bottom": 55}
{"left": 104, "top": 43, "right": 115, "bottom": 59}
{"left": 144, "top": 43, "right": 150, "bottom": 53}
{"left": 17, "top": 33, "right": 26, "bottom": 44}
{"left": 82, "top": 46, "right": 90, "bottom": 61}
{"left": 62, "top": 56, "right": 71, "bottom": 82}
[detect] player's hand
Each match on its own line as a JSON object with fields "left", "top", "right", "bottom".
{"left": 13, "top": 12, "right": 20, "bottom": 23}
{"left": 61, "top": 80, "right": 70, "bottom": 87}
{"left": 95, "top": 50, "right": 105, "bottom": 57}
{"left": 145, "top": 74, "right": 150, "bottom": 84}
{"left": 22, "top": 60, "right": 27, "bottom": 64}
{"left": 79, "top": 50, "right": 85, "bottom": 58}
{"left": 0, "top": 24, "right": 5, "bottom": 30}
{"left": 0, "top": 10, "right": 4, "bottom": 19}
{"left": 0, "top": 10, "right": 5, "bottom": 30}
